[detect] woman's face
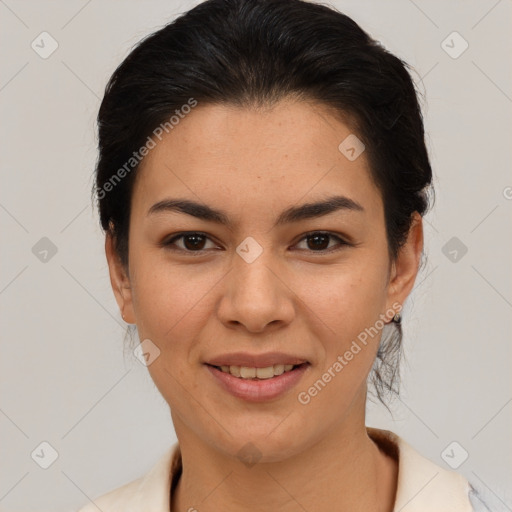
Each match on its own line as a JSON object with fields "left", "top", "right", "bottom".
{"left": 107, "top": 98, "right": 422, "bottom": 462}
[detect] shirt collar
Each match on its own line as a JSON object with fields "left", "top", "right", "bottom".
{"left": 93, "top": 427, "right": 473, "bottom": 511}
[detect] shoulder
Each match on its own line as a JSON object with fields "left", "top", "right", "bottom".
{"left": 76, "top": 444, "right": 179, "bottom": 512}
{"left": 77, "top": 477, "right": 143, "bottom": 512}
{"left": 367, "top": 427, "right": 481, "bottom": 511}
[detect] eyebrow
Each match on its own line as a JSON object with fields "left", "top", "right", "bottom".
{"left": 147, "top": 195, "right": 364, "bottom": 228}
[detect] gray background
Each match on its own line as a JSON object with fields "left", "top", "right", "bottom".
{"left": 0, "top": 0, "right": 511, "bottom": 510}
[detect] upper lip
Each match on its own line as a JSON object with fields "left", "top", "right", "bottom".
{"left": 206, "top": 351, "right": 309, "bottom": 368}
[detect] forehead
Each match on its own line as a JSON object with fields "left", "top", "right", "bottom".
{"left": 132, "top": 98, "right": 383, "bottom": 224}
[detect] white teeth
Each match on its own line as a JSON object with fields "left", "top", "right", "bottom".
{"left": 217, "top": 364, "right": 300, "bottom": 379}
{"left": 256, "top": 366, "right": 274, "bottom": 379}
{"left": 240, "top": 367, "right": 256, "bottom": 378}
{"left": 273, "top": 364, "right": 284, "bottom": 376}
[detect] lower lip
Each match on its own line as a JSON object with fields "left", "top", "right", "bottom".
{"left": 206, "top": 364, "right": 309, "bottom": 402}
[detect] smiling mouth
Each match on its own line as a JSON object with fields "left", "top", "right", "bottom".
{"left": 206, "top": 363, "right": 308, "bottom": 380}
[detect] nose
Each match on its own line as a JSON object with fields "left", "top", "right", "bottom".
{"left": 217, "top": 249, "right": 295, "bottom": 334}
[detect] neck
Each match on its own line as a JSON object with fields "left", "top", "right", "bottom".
{"left": 170, "top": 402, "right": 398, "bottom": 511}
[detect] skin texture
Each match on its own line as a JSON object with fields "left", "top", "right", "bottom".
{"left": 105, "top": 97, "right": 423, "bottom": 511}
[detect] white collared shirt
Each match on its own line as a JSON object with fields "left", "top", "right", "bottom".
{"left": 76, "top": 427, "right": 488, "bottom": 511}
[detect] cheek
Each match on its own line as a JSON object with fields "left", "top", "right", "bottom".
{"left": 289, "top": 257, "right": 389, "bottom": 403}
{"left": 293, "top": 258, "right": 389, "bottom": 342}
{"left": 130, "top": 252, "right": 218, "bottom": 338}
{"left": 129, "top": 259, "right": 226, "bottom": 406}
{"left": 293, "top": 267, "right": 385, "bottom": 415}
{"left": 132, "top": 265, "right": 213, "bottom": 409}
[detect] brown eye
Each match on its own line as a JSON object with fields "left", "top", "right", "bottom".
{"left": 306, "top": 233, "right": 330, "bottom": 251}
{"left": 163, "top": 232, "right": 217, "bottom": 252}
{"left": 162, "top": 231, "right": 350, "bottom": 255}
{"left": 181, "top": 234, "right": 207, "bottom": 250}
{"left": 295, "top": 231, "right": 349, "bottom": 253}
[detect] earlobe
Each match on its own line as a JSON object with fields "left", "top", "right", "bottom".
{"left": 105, "top": 233, "right": 136, "bottom": 324}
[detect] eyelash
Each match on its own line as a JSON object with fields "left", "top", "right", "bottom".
{"left": 161, "top": 231, "right": 351, "bottom": 255}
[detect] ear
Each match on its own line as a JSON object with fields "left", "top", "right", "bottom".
{"left": 105, "top": 233, "right": 136, "bottom": 324}
{"left": 385, "top": 212, "right": 424, "bottom": 317}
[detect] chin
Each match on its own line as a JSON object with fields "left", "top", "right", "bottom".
{"left": 209, "top": 425, "right": 310, "bottom": 465}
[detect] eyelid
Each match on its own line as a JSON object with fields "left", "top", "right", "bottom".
{"left": 161, "top": 230, "right": 351, "bottom": 254}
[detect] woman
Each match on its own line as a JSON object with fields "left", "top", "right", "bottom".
{"left": 78, "top": 0, "right": 489, "bottom": 510}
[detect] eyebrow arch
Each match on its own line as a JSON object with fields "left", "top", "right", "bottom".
{"left": 147, "top": 195, "right": 365, "bottom": 228}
